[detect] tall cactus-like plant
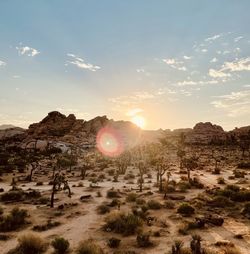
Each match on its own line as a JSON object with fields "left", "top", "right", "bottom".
{"left": 190, "top": 234, "right": 202, "bottom": 254}
{"left": 172, "top": 240, "right": 183, "bottom": 254}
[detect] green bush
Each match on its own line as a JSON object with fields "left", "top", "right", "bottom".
{"left": 8, "top": 233, "right": 48, "bottom": 254}
{"left": 107, "top": 190, "right": 120, "bottom": 198}
{"left": 76, "top": 239, "right": 104, "bottom": 254}
{"left": 103, "top": 212, "right": 142, "bottom": 236}
{"left": 0, "top": 207, "right": 28, "bottom": 232}
{"left": 177, "top": 203, "right": 195, "bottom": 216}
{"left": 33, "top": 220, "right": 61, "bottom": 232}
{"left": 126, "top": 193, "right": 137, "bottom": 202}
{"left": 97, "top": 204, "right": 110, "bottom": 214}
{"left": 51, "top": 237, "right": 69, "bottom": 254}
{"left": 107, "top": 237, "right": 121, "bottom": 248}
{"left": 147, "top": 200, "right": 161, "bottom": 210}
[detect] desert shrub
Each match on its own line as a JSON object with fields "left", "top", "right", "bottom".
{"left": 136, "top": 198, "right": 146, "bottom": 205}
{"left": 8, "top": 233, "right": 48, "bottom": 254}
{"left": 0, "top": 207, "right": 28, "bottom": 232}
{"left": 136, "top": 232, "right": 152, "bottom": 247}
{"left": 76, "top": 239, "right": 104, "bottom": 254}
{"left": 147, "top": 200, "right": 161, "bottom": 210}
{"left": 36, "top": 182, "right": 43, "bottom": 186}
{"left": 210, "top": 196, "right": 234, "bottom": 208}
{"left": 237, "top": 162, "right": 250, "bottom": 169}
{"left": 190, "top": 178, "right": 204, "bottom": 189}
{"left": 97, "top": 204, "right": 110, "bottom": 214}
{"left": 217, "top": 177, "right": 225, "bottom": 184}
{"left": 103, "top": 212, "right": 142, "bottom": 236}
{"left": 107, "top": 169, "right": 115, "bottom": 176}
{"left": 1, "top": 190, "right": 24, "bottom": 202}
{"left": 109, "top": 198, "right": 120, "bottom": 207}
{"left": 51, "top": 237, "right": 69, "bottom": 254}
{"left": 222, "top": 246, "right": 242, "bottom": 254}
{"left": 126, "top": 193, "right": 137, "bottom": 202}
{"left": 107, "top": 190, "right": 120, "bottom": 198}
{"left": 164, "top": 201, "right": 175, "bottom": 209}
{"left": 178, "top": 223, "right": 189, "bottom": 235}
{"left": 107, "top": 237, "right": 121, "bottom": 248}
{"left": 165, "top": 185, "right": 176, "bottom": 193}
{"left": 0, "top": 206, "right": 3, "bottom": 215}
{"left": 32, "top": 220, "right": 61, "bottom": 232}
{"left": 212, "top": 168, "right": 221, "bottom": 174}
{"left": 233, "top": 170, "right": 245, "bottom": 178}
{"left": 177, "top": 203, "right": 195, "bottom": 216}
{"left": 242, "top": 202, "right": 250, "bottom": 215}
{"left": 0, "top": 233, "right": 11, "bottom": 241}
{"left": 178, "top": 181, "right": 191, "bottom": 192}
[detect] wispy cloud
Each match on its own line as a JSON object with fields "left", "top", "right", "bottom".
{"left": 162, "top": 58, "right": 187, "bottom": 71}
{"left": 16, "top": 45, "right": 40, "bottom": 57}
{"left": 0, "top": 60, "right": 6, "bottom": 67}
{"left": 234, "top": 36, "right": 243, "bottom": 42}
{"left": 126, "top": 108, "right": 144, "bottom": 116}
{"left": 66, "top": 53, "right": 100, "bottom": 72}
{"left": 209, "top": 57, "right": 250, "bottom": 78}
{"left": 205, "top": 34, "right": 223, "bottom": 42}
{"left": 209, "top": 69, "right": 231, "bottom": 78}
{"left": 183, "top": 55, "right": 192, "bottom": 60}
{"left": 211, "top": 90, "right": 250, "bottom": 117}
{"left": 210, "top": 57, "right": 218, "bottom": 63}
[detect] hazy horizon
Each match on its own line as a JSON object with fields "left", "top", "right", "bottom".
{"left": 1, "top": 1, "right": 250, "bottom": 130}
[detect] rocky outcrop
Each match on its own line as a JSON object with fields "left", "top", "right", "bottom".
{"left": 0, "top": 127, "right": 26, "bottom": 140}
{"left": 185, "top": 122, "right": 227, "bottom": 144}
{"left": 27, "top": 111, "right": 78, "bottom": 137}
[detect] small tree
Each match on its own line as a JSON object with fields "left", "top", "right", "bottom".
{"left": 137, "top": 161, "right": 147, "bottom": 192}
{"left": 183, "top": 156, "right": 199, "bottom": 183}
{"left": 155, "top": 158, "right": 170, "bottom": 192}
{"left": 28, "top": 162, "right": 40, "bottom": 182}
{"left": 50, "top": 173, "right": 71, "bottom": 208}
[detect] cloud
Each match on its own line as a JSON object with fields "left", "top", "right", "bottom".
{"left": 211, "top": 90, "right": 250, "bottom": 117}
{"left": 210, "top": 57, "right": 218, "bottom": 63}
{"left": 126, "top": 108, "right": 144, "bottom": 116}
{"left": 0, "top": 60, "right": 7, "bottom": 67}
{"left": 162, "top": 58, "right": 187, "bottom": 71}
{"left": 222, "top": 57, "right": 250, "bottom": 72}
{"left": 209, "top": 69, "right": 231, "bottom": 78}
{"left": 205, "top": 34, "right": 223, "bottom": 42}
{"left": 175, "top": 79, "right": 218, "bottom": 87}
{"left": 67, "top": 53, "right": 100, "bottom": 72}
{"left": 234, "top": 36, "right": 243, "bottom": 42}
{"left": 183, "top": 55, "right": 192, "bottom": 60}
{"left": 16, "top": 45, "right": 40, "bottom": 57}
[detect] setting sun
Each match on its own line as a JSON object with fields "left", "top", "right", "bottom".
{"left": 131, "top": 115, "right": 146, "bottom": 129}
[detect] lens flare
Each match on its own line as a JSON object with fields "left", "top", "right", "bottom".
{"left": 96, "top": 127, "right": 124, "bottom": 157}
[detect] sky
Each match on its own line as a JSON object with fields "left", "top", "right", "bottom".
{"left": 0, "top": 0, "right": 250, "bottom": 130}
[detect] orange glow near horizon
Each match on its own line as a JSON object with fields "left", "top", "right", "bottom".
{"left": 131, "top": 115, "right": 146, "bottom": 129}
{"left": 96, "top": 127, "right": 124, "bottom": 157}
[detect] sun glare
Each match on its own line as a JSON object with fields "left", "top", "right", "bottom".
{"left": 131, "top": 115, "right": 146, "bottom": 129}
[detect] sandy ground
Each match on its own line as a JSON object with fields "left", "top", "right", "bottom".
{"left": 1, "top": 162, "right": 250, "bottom": 254}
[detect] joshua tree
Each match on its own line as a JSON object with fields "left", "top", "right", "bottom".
{"left": 28, "top": 162, "right": 40, "bottom": 182}
{"left": 172, "top": 240, "right": 183, "bottom": 254}
{"left": 190, "top": 234, "right": 202, "bottom": 254}
{"left": 80, "top": 156, "right": 93, "bottom": 180}
{"left": 116, "top": 152, "right": 130, "bottom": 175}
{"left": 156, "top": 158, "right": 170, "bottom": 192}
{"left": 183, "top": 156, "right": 199, "bottom": 183}
{"left": 50, "top": 173, "right": 71, "bottom": 208}
{"left": 177, "top": 149, "right": 186, "bottom": 169}
{"left": 137, "top": 161, "right": 146, "bottom": 192}
{"left": 164, "top": 171, "right": 172, "bottom": 198}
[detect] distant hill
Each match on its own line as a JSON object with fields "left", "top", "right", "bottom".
{"left": 1, "top": 111, "right": 249, "bottom": 147}
{"left": 0, "top": 124, "right": 17, "bottom": 130}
